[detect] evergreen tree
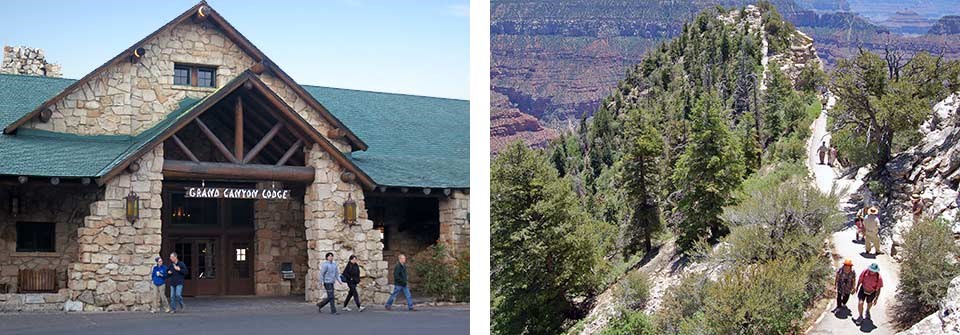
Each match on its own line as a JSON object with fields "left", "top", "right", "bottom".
{"left": 672, "top": 94, "right": 746, "bottom": 252}
{"left": 492, "top": 142, "right": 603, "bottom": 335}
{"left": 621, "top": 108, "right": 664, "bottom": 254}
{"left": 762, "top": 62, "right": 791, "bottom": 146}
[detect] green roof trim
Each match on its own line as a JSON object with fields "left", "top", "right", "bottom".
{"left": 0, "top": 73, "right": 469, "bottom": 189}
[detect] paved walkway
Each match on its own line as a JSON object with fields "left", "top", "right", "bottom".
{"left": 0, "top": 296, "right": 469, "bottom": 335}
{"left": 806, "top": 97, "right": 900, "bottom": 335}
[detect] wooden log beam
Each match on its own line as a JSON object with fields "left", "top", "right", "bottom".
{"left": 194, "top": 118, "right": 238, "bottom": 163}
{"left": 276, "top": 139, "right": 303, "bottom": 166}
{"left": 244, "top": 122, "right": 284, "bottom": 164}
{"left": 163, "top": 160, "right": 314, "bottom": 183}
{"left": 328, "top": 128, "right": 346, "bottom": 139}
{"left": 208, "top": 105, "right": 282, "bottom": 164}
{"left": 171, "top": 134, "right": 199, "bottom": 162}
{"left": 235, "top": 98, "right": 244, "bottom": 162}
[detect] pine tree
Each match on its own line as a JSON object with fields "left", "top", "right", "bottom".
{"left": 621, "top": 108, "right": 664, "bottom": 255}
{"left": 762, "top": 62, "right": 791, "bottom": 147}
{"left": 672, "top": 93, "right": 746, "bottom": 252}
{"left": 492, "top": 141, "right": 603, "bottom": 335}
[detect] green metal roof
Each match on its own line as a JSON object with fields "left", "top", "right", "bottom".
{"left": 0, "top": 73, "right": 469, "bottom": 189}
{"left": 303, "top": 86, "right": 469, "bottom": 189}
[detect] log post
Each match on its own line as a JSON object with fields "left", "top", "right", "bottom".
{"left": 235, "top": 98, "right": 244, "bottom": 162}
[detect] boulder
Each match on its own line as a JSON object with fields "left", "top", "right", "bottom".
{"left": 897, "top": 276, "right": 960, "bottom": 334}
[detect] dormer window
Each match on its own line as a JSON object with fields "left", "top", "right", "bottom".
{"left": 174, "top": 64, "right": 217, "bottom": 88}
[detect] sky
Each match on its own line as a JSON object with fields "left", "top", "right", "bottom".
{"left": 0, "top": 0, "right": 469, "bottom": 100}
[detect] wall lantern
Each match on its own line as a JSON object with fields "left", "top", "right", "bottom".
{"left": 125, "top": 192, "right": 140, "bottom": 223}
{"left": 9, "top": 193, "right": 20, "bottom": 216}
{"left": 343, "top": 193, "right": 357, "bottom": 224}
{"left": 130, "top": 47, "right": 146, "bottom": 63}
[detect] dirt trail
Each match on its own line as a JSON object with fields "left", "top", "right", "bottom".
{"left": 806, "top": 95, "right": 901, "bottom": 335}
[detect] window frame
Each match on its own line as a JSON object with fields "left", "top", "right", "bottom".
{"left": 173, "top": 64, "right": 217, "bottom": 88}
{"left": 15, "top": 222, "right": 56, "bottom": 253}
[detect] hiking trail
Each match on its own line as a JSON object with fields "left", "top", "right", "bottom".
{"left": 806, "top": 95, "right": 902, "bottom": 335}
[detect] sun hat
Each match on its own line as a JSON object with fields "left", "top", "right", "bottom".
{"left": 868, "top": 263, "right": 880, "bottom": 273}
{"left": 843, "top": 259, "right": 853, "bottom": 267}
{"left": 911, "top": 194, "right": 921, "bottom": 199}
{"left": 867, "top": 206, "right": 879, "bottom": 215}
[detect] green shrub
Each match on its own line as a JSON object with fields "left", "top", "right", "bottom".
{"left": 412, "top": 244, "right": 457, "bottom": 302}
{"left": 454, "top": 249, "right": 470, "bottom": 302}
{"left": 617, "top": 271, "right": 651, "bottom": 310}
{"left": 895, "top": 218, "right": 960, "bottom": 326}
{"left": 600, "top": 309, "right": 657, "bottom": 335}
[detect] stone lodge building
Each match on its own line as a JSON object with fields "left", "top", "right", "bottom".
{"left": 0, "top": 2, "right": 469, "bottom": 312}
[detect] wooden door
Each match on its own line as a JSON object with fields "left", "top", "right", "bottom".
{"left": 226, "top": 237, "right": 254, "bottom": 295}
{"left": 170, "top": 237, "right": 221, "bottom": 296}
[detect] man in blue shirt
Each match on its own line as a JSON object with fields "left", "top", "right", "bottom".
{"left": 316, "top": 252, "right": 341, "bottom": 315}
{"left": 150, "top": 257, "right": 170, "bottom": 313}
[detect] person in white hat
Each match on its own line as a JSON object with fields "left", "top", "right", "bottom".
{"left": 862, "top": 206, "right": 881, "bottom": 255}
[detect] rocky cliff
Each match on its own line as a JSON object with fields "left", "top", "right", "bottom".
{"left": 490, "top": 0, "right": 960, "bottom": 152}
{"left": 929, "top": 15, "right": 960, "bottom": 35}
{"left": 882, "top": 93, "right": 960, "bottom": 246}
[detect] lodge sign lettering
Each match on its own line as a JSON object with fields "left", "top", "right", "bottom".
{"left": 184, "top": 187, "right": 291, "bottom": 200}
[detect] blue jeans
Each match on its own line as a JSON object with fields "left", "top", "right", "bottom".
{"left": 316, "top": 283, "right": 337, "bottom": 313}
{"left": 169, "top": 284, "right": 184, "bottom": 311}
{"left": 385, "top": 285, "right": 413, "bottom": 309}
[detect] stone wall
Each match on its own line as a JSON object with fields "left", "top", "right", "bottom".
{"left": 253, "top": 186, "right": 307, "bottom": 296}
{"left": 0, "top": 185, "right": 96, "bottom": 293}
{"left": 67, "top": 146, "right": 164, "bottom": 311}
{"left": 1, "top": 46, "right": 62, "bottom": 77}
{"left": 259, "top": 72, "right": 352, "bottom": 152}
{"left": 23, "top": 21, "right": 256, "bottom": 135}
{"left": 438, "top": 191, "right": 470, "bottom": 255}
{"left": 303, "top": 145, "right": 389, "bottom": 304}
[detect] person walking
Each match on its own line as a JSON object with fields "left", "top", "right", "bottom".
{"left": 833, "top": 259, "right": 856, "bottom": 313}
{"left": 150, "top": 257, "right": 170, "bottom": 313}
{"left": 166, "top": 252, "right": 188, "bottom": 313}
{"left": 818, "top": 141, "right": 828, "bottom": 165}
{"left": 828, "top": 146, "right": 838, "bottom": 167}
{"left": 854, "top": 207, "right": 865, "bottom": 242}
{"left": 862, "top": 206, "right": 882, "bottom": 255}
{"left": 385, "top": 254, "right": 414, "bottom": 311}
{"left": 911, "top": 194, "right": 924, "bottom": 224}
{"left": 316, "top": 252, "right": 340, "bottom": 315}
{"left": 855, "top": 263, "right": 883, "bottom": 325}
{"left": 342, "top": 255, "right": 365, "bottom": 312}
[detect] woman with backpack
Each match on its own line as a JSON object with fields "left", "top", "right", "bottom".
{"left": 342, "top": 255, "right": 365, "bottom": 312}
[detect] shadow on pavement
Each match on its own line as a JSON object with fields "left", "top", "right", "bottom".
{"left": 859, "top": 252, "right": 877, "bottom": 259}
{"left": 833, "top": 306, "right": 852, "bottom": 319}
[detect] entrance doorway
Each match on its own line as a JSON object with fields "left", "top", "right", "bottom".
{"left": 161, "top": 183, "right": 256, "bottom": 296}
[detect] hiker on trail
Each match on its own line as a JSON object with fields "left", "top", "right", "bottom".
{"left": 385, "top": 254, "right": 415, "bottom": 311}
{"left": 828, "top": 146, "right": 838, "bottom": 167}
{"left": 855, "top": 263, "right": 883, "bottom": 325}
{"left": 151, "top": 257, "right": 170, "bottom": 313}
{"left": 834, "top": 259, "right": 856, "bottom": 313}
{"left": 818, "top": 141, "right": 828, "bottom": 165}
{"left": 911, "top": 194, "right": 924, "bottom": 224}
{"left": 342, "top": 255, "right": 365, "bottom": 312}
{"left": 862, "top": 206, "right": 882, "bottom": 255}
{"left": 167, "top": 252, "right": 188, "bottom": 313}
{"left": 316, "top": 252, "right": 340, "bottom": 315}
{"left": 854, "top": 207, "right": 865, "bottom": 242}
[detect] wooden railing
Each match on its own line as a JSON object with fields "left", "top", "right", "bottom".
{"left": 17, "top": 269, "right": 56, "bottom": 293}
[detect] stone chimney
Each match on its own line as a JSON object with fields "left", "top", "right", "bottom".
{"left": 1, "top": 45, "right": 62, "bottom": 77}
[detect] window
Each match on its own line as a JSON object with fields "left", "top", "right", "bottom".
{"left": 197, "top": 68, "right": 216, "bottom": 87}
{"left": 235, "top": 248, "right": 246, "bottom": 261}
{"left": 174, "top": 66, "right": 191, "bottom": 86}
{"left": 16, "top": 222, "right": 55, "bottom": 252}
{"left": 173, "top": 64, "right": 217, "bottom": 88}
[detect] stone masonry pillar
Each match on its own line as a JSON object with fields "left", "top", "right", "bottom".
{"left": 438, "top": 190, "right": 470, "bottom": 255}
{"left": 303, "top": 145, "right": 389, "bottom": 304}
{"left": 67, "top": 146, "right": 163, "bottom": 311}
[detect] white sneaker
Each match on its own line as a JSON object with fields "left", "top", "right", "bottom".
{"left": 359, "top": 306, "right": 366, "bottom": 312}
{"left": 344, "top": 306, "right": 353, "bottom": 312}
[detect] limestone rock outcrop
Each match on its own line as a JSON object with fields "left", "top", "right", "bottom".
{"left": 897, "top": 276, "right": 960, "bottom": 335}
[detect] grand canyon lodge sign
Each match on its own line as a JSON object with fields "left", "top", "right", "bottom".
{"left": 185, "top": 187, "right": 291, "bottom": 200}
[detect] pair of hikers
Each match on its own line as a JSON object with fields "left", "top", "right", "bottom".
{"left": 316, "top": 252, "right": 415, "bottom": 315}
{"left": 834, "top": 260, "right": 883, "bottom": 325}
{"left": 150, "top": 252, "right": 189, "bottom": 313}
{"left": 817, "top": 141, "right": 838, "bottom": 167}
